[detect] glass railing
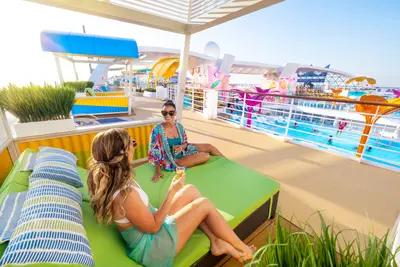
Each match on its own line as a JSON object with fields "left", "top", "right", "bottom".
{"left": 184, "top": 88, "right": 400, "bottom": 172}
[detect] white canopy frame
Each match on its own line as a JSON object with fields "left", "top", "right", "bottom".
{"left": 24, "top": 0, "right": 284, "bottom": 120}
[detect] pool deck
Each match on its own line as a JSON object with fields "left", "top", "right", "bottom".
{"left": 134, "top": 96, "right": 400, "bottom": 241}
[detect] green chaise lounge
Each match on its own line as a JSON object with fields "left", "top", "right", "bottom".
{"left": 0, "top": 149, "right": 280, "bottom": 267}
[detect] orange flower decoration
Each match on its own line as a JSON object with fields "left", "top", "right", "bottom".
{"left": 355, "top": 95, "right": 400, "bottom": 157}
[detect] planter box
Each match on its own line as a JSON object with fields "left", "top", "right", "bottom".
{"left": 143, "top": 91, "right": 156, "bottom": 98}
{"left": 13, "top": 118, "right": 76, "bottom": 138}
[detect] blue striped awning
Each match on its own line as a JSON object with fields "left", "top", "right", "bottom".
{"left": 40, "top": 30, "right": 139, "bottom": 58}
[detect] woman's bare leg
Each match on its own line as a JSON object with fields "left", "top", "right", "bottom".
{"left": 175, "top": 152, "right": 210, "bottom": 168}
{"left": 194, "top": 143, "right": 224, "bottom": 157}
{"left": 169, "top": 185, "right": 242, "bottom": 260}
{"left": 173, "top": 197, "right": 253, "bottom": 261}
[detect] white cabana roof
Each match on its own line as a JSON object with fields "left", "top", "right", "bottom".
{"left": 25, "top": 0, "right": 283, "bottom": 34}
{"left": 230, "top": 60, "right": 280, "bottom": 75}
{"left": 138, "top": 46, "right": 280, "bottom": 74}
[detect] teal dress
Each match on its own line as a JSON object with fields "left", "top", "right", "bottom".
{"left": 120, "top": 205, "right": 178, "bottom": 267}
{"left": 168, "top": 137, "right": 184, "bottom": 160}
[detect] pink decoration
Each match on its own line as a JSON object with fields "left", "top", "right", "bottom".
{"left": 232, "top": 89, "right": 266, "bottom": 127}
{"left": 393, "top": 89, "right": 400, "bottom": 98}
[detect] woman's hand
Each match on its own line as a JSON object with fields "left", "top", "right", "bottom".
{"left": 169, "top": 173, "right": 185, "bottom": 194}
{"left": 152, "top": 172, "right": 164, "bottom": 183}
{"left": 173, "top": 143, "right": 187, "bottom": 155}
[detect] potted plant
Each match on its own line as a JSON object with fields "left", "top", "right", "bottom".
{"left": 64, "top": 81, "right": 94, "bottom": 92}
{"left": 249, "top": 214, "right": 399, "bottom": 267}
{"left": 143, "top": 88, "right": 157, "bottom": 98}
{"left": 0, "top": 84, "right": 76, "bottom": 137}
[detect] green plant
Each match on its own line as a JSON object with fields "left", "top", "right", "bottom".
{"left": 64, "top": 81, "right": 94, "bottom": 92}
{"left": 247, "top": 213, "right": 399, "bottom": 267}
{"left": 0, "top": 84, "right": 76, "bottom": 123}
{"left": 144, "top": 88, "right": 156, "bottom": 93}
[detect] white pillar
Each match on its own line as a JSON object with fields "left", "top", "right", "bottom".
{"left": 128, "top": 61, "right": 134, "bottom": 115}
{"left": 54, "top": 55, "right": 64, "bottom": 85}
{"left": 128, "top": 61, "right": 133, "bottom": 96}
{"left": 72, "top": 61, "right": 79, "bottom": 81}
{"left": 176, "top": 33, "right": 191, "bottom": 122}
{"left": 124, "top": 64, "right": 128, "bottom": 95}
{"left": 203, "top": 90, "right": 218, "bottom": 120}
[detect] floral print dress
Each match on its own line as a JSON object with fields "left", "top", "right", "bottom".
{"left": 148, "top": 123, "right": 198, "bottom": 171}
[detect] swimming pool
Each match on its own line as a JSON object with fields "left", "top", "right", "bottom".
{"left": 348, "top": 91, "right": 369, "bottom": 99}
{"left": 74, "top": 117, "right": 132, "bottom": 127}
{"left": 220, "top": 111, "right": 400, "bottom": 170}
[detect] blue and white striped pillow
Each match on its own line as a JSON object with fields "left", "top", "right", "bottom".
{"left": 39, "top": 146, "right": 77, "bottom": 162}
{"left": 0, "top": 179, "right": 94, "bottom": 267}
{"left": 0, "top": 192, "right": 27, "bottom": 243}
{"left": 31, "top": 148, "right": 83, "bottom": 188}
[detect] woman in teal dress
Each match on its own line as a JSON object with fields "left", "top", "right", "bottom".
{"left": 148, "top": 100, "right": 224, "bottom": 182}
{"left": 87, "top": 129, "right": 254, "bottom": 267}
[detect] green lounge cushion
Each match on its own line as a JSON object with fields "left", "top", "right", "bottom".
{"left": 0, "top": 154, "right": 280, "bottom": 267}
{"left": 82, "top": 156, "right": 279, "bottom": 267}
{"left": 78, "top": 167, "right": 90, "bottom": 202}
{"left": 81, "top": 202, "right": 138, "bottom": 267}
{"left": 136, "top": 156, "right": 280, "bottom": 266}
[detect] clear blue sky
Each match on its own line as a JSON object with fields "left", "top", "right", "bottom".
{"left": 0, "top": 0, "right": 399, "bottom": 86}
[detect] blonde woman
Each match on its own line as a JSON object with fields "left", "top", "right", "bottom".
{"left": 87, "top": 129, "right": 254, "bottom": 267}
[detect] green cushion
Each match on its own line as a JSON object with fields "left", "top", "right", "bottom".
{"left": 0, "top": 242, "right": 7, "bottom": 259}
{"left": 0, "top": 154, "right": 279, "bottom": 266}
{"left": 136, "top": 156, "right": 280, "bottom": 266}
{"left": 80, "top": 156, "right": 280, "bottom": 267}
{"left": 0, "top": 148, "right": 35, "bottom": 193}
{"left": 78, "top": 167, "right": 90, "bottom": 202}
{"left": 82, "top": 202, "right": 141, "bottom": 267}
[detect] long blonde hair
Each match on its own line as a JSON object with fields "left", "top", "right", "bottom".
{"left": 87, "top": 128, "right": 133, "bottom": 225}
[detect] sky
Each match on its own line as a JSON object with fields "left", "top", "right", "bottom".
{"left": 0, "top": 0, "right": 399, "bottom": 87}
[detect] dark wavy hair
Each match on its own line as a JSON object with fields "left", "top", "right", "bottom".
{"left": 163, "top": 100, "right": 176, "bottom": 109}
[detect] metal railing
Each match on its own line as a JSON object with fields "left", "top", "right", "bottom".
{"left": 167, "top": 84, "right": 177, "bottom": 102}
{"left": 184, "top": 87, "right": 206, "bottom": 113}
{"left": 184, "top": 88, "right": 400, "bottom": 172}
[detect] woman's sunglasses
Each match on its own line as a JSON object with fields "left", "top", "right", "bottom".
{"left": 131, "top": 139, "right": 137, "bottom": 148}
{"left": 161, "top": 110, "right": 176, "bottom": 117}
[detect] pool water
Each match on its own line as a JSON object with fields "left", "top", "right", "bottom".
{"left": 223, "top": 111, "right": 400, "bottom": 170}
{"left": 97, "top": 118, "right": 128, "bottom": 124}
{"left": 348, "top": 91, "right": 368, "bottom": 99}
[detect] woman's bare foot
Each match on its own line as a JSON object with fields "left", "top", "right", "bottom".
{"left": 211, "top": 238, "right": 242, "bottom": 263}
{"left": 238, "top": 245, "right": 256, "bottom": 262}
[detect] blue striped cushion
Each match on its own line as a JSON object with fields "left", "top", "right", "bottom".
{"left": 0, "top": 192, "right": 27, "bottom": 243}
{"left": 39, "top": 146, "right": 77, "bottom": 162}
{"left": 32, "top": 149, "right": 83, "bottom": 188}
{"left": 0, "top": 179, "right": 94, "bottom": 267}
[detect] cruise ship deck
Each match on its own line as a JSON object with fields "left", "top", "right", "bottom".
{"left": 136, "top": 96, "right": 399, "bottom": 236}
